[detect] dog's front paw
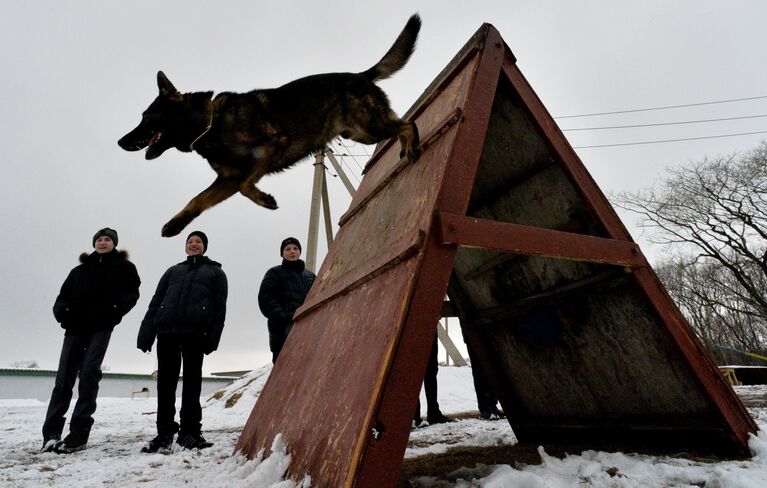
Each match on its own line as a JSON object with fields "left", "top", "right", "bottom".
{"left": 401, "top": 146, "right": 420, "bottom": 163}
{"left": 162, "top": 215, "right": 192, "bottom": 237}
{"left": 260, "top": 194, "right": 278, "bottom": 210}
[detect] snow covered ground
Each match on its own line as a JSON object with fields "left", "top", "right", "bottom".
{"left": 2, "top": 365, "right": 767, "bottom": 487}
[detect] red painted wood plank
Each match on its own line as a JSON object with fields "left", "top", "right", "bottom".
{"left": 439, "top": 212, "right": 645, "bottom": 267}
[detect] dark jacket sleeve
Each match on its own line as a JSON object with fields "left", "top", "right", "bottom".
{"left": 117, "top": 261, "right": 141, "bottom": 318}
{"left": 203, "top": 268, "right": 228, "bottom": 354}
{"left": 52, "top": 268, "right": 77, "bottom": 325}
{"left": 137, "top": 268, "right": 170, "bottom": 352}
{"left": 258, "top": 268, "right": 292, "bottom": 325}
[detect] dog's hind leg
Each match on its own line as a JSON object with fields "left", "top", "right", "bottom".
{"left": 348, "top": 108, "right": 420, "bottom": 162}
{"left": 161, "top": 177, "right": 240, "bottom": 237}
{"left": 397, "top": 120, "right": 419, "bottom": 162}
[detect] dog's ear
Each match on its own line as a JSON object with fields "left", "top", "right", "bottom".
{"left": 157, "top": 71, "right": 180, "bottom": 98}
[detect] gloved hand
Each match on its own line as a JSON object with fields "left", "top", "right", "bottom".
{"left": 202, "top": 333, "right": 217, "bottom": 355}
{"left": 137, "top": 339, "right": 153, "bottom": 353}
{"left": 137, "top": 325, "right": 156, "bottom": 354}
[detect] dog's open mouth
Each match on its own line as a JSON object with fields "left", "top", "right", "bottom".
{"left": 144, "top": 131, "right": 164, "bottom": 159}
{"left": 147, "top": 131, "right": 162, "bottom": 149}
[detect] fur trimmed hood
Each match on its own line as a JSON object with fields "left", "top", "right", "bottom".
{"left": 79, "top": 249, "right": 130, "bottom": 263}
{"left": 55, "top": 248, "right": 141, "bottom": 332}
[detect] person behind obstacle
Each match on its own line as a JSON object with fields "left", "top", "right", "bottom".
{"left": 413, "top": 336, "right": 455, "bottom": 427}
{"left": 258, "top": 237, "right": 316, "bottom": 364}
{"left": 466, "top": 340, "right": 504, "bottom": 420}
{"left": 42, "top": 227, "right": 141, "bottom": 453}
{"left": 137, "top": 231, "right": 227, "bottom": 452}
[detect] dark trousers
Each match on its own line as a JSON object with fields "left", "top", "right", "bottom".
{"left": 156, "top": 335, "right": 204, "bottom": 436}
{"left": 42, "top": 329, "right": 112, "bottom": 439}
{"left": 466, "top": 341, "right": 499, "bottom": 412}
{"left": 415, "top": 336, "right": 440, "bottom": 421}
{"left": 269, "top": 323, "right": 293, "bottom": 364}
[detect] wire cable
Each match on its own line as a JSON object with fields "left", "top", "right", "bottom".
{"left": 333, "top": 139, "right": 366, "bottom": 173}
{"left": 562, "top": 114, "right": 767, "bottom": 131}
{"left": 573, "top": 130, "right": 767, "bottom": 149}
{"left": 556, "top": 95, "right": 767, "bottom": 119}
{"left": 329, "top": 141, "right": 361, "bottom": 184}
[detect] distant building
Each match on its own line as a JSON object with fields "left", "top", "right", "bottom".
{"left": 210, "top": 370, "right": 251, "bottom": 378}
{"left": 0, "top": 368, "right": 237, "bottom": 401}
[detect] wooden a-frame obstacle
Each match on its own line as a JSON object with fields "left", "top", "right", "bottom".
{"left": 304, "top": 148, "right": 467, "bottom": 366}
{"left": 235, "top": 23, "right": 757, "bottom": 487}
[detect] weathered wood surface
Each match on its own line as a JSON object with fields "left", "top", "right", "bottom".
{"left": 236, "top": 21, "right": 756, "bottom": 488}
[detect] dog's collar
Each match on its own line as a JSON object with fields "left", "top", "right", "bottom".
{"left": 189, "top": 97, "right": 214, "bottom": 151}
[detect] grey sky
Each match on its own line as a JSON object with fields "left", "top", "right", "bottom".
{"left": 2, "top": 1, "right": 766, "bottom": 375}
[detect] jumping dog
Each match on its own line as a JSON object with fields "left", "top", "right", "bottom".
{"left": 118, "top": 14, "right": 421, "bottom": 237}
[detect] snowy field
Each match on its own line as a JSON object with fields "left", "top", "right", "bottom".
{"left": 2, "top": 365, "right": 767, "bottom": 487}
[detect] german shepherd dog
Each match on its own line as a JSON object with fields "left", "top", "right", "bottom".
{"left": 118, "top": 14, "right": 421, "bottom": 237}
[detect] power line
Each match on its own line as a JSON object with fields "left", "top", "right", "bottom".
{"left": 329, "top": 142, "right": 361, "bottom": 184}
{"left": 573, "top": 130, "right": 767, "bottom": 149}
{"left": 555, "top": 95, "right": 767, "bottom": 119}
{"left": 562, "top": 114, "right": 767, "bottom": 131}
{"left": 333, "top": 139, "right": 366, "bottom": 173}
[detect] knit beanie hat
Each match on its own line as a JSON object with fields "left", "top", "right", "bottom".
{"left": 280, "top": 237, "right": 302, "bottom": 256}
{"left": 93, "top": 227, "right": 118, "bottom": 247}
{"left": 187, "top": 231, "right": 208, "bottom": 253}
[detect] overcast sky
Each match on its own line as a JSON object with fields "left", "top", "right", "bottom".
{"left": 2, "top": 1, "right": 766, "bottom": 375}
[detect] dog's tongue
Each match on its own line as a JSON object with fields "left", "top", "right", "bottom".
{"left": 147, "top": 131, "right": 162, "bottom": 148}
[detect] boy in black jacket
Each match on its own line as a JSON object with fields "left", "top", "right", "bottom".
{"left": 137, "top": 230, "right": 227, "bottom": 452}
{"left": 43, "top": 227, "right": 141, "bottom": 453}
{"left": 258, "top": 237, "right": 315, "bottom": 363}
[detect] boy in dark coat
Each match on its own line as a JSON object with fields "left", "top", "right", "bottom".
{"left": 137, "top": 230, "right": 227, "bottom": 452}
{"left": 258, "top": 237, "right": 315, "bottom": 363}
{"left": 43, "top": 227, "right": 141, "bottom": 453}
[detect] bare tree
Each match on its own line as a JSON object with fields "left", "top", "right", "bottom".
{"left": 617, "top": 141, "right": 767, "bottom": 320}
{"left": 616, "top": 141, "right": 767, "bottom": 362}
{"left": 655, "top": 257, "right": 767, "bottom": 363}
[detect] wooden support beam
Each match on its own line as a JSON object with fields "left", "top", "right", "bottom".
{"left": 436, "top": 321, "right": 468, "bottom": 366}
{"left": 439, "top": 212, "right": 646, "bottom": 268}
{"left": 471, "top": 270, "right": 626, "bottom": 326}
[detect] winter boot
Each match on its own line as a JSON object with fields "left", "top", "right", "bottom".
{"left": 141, "top": 433, "right": 174, "bottom": 453}
{"left": 479, "top": 406, "right": 504, "bottom": 421}
{"left": 41, "top": 436, "right": 60, "bottom": 453}
{"left": 176, "top": 432, "right": 213, "bottom": 450}
{"left": 427, "top": 410, "right": 455, "bottom": 425}
{"left": 53, "top": 430, "right": 89, "bottom": 453}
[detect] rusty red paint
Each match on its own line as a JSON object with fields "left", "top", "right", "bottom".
{"left": 439, "top": 212, "right": 645, "bottom": 267}
{"left": 235, "top": 21, "right": 756, "bottom": 488}
{"left": 355, "top": 33, "right": 509, "bottom": 486}
{"left": 294, "top": 230, "right": 425, "bottom": 321}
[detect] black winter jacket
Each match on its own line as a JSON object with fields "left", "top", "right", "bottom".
{"left": 138, "top": 255, "right": 228, "bottom": 354}
{"left": 52, "top": 249, "right": 141, "bottom": 335}
{"left": 258, "top": 259, "right": 315, "bottom": 341}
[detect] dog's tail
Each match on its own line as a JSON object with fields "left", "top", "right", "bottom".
{"left": 361, "top": 13, "right": 421, "bottom": 81}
